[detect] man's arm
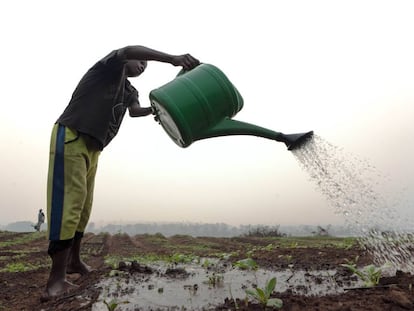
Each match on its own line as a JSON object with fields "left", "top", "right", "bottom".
{"left": 128, "top": 101, "right": 153, "bottom": 118}
{"left": 119, "top": 45, "right": 200, "bottom": 70}
{"left": 125, "top": 82, "right": 153, "bottom": 117}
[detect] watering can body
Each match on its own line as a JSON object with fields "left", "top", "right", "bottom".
{"left": 149, "top": 63, "right": 312, "bottom": 150}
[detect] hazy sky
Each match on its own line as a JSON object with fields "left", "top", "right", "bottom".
{"left": 1, "top": 1, "right": 413, "bottom": 227}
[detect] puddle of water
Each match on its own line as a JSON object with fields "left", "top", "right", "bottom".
{"left": 93, "top": 259, "right": 360, "bottom": 310}
{"left": 293, "top": 135, "right": 414, "bottom": 273}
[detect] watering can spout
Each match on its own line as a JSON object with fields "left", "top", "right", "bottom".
{"left": 279, "top": 131, "right": 314, "bottom": 150}
{"left": 202, "top": 118, "right": 313, "bottom": 150}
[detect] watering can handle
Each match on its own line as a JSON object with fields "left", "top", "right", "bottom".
{"left": 176, "top": 63, "right": 204, "bottom": 77}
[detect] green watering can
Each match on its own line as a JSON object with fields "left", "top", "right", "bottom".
{"left": 150, "top": 64, "right": 313, "bottom": 150}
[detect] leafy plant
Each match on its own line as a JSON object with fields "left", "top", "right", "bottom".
{"left": 246, "top": 249, "right": 256, "bottom": 258}
{"left": 103, "top": 299, "right": 119, "bottom": 311}
{"left": 206, "top": 272, "right": 224, "bottom": 287}
{"left": 263, "top": 244, "right": 276, "bottom": 251}
{"left": 103, "top": 298, "right": 129, "bottom": 311}
{"left": 201, "top": 258, "right": 215, "bottom": 269}
{"left": 341, "top": 263, "right": 382, "bottom": 287}
{"left": 214, "top": 251, "right": 239, "bottom": 260}
{"left": 0, "top": 262, "right": 39, "bottom": 273}
{"left": 289, "top": 242, "right": 298, "bottom": 249}
{"left": 245, "top": 277, "right": 283, "bottom": 309}
{"left": 104, "top": 255, "right": 123, "bottom": 269}
{"left": 170, "top": 253, "right": 199, "bottom": 264}
{"left": 233, "top": 258, "right": 258, "bottom": 271}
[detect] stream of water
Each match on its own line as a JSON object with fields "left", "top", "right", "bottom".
{"left": 292, "top": 135, "right": 414, "bottom": 273}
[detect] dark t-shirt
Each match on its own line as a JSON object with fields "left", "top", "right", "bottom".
{"left": 57, "top": 49, "right": 138, "bottom": 149}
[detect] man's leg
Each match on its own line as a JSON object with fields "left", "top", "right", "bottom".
{"left": 43, "top": 240, "right": 78, "bottom": 299}
{"left": 67, "top": 137, "right": 100, "bottom": 275}
{"left": 44, "top": 124, "right": 88, "bottom": 298}
{"left": 67, "top": 232, "right": 93, "bottom": 275}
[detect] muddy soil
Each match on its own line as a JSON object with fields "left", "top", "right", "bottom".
{"left": 1, "top": 232, "right": 414, "bottom": 311}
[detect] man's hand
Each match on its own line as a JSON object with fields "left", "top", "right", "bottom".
{"left": 122, "top": 46, "right": 200, "bottom": 70}
{"left": 171, "top": 54, "right": 200, "bottom": 70}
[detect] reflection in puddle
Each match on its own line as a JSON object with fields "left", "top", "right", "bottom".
{"left": 92, "top": 259, "right": 362, "bottom": 310}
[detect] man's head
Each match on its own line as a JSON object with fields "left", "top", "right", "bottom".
{"left": 125, "top": 60, "right": 147, "bottom": 77}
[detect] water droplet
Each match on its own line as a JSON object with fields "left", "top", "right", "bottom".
{"left": 293, "top": 135, "right": 414, "bottom": 273}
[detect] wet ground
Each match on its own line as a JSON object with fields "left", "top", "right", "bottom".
{"left": 1, "top": 231, "right": 414, "bottom": 310}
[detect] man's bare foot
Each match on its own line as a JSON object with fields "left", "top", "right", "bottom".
{"left": 67, "top": 260, "right": 94, "bottom": 275}
{"left": 41, "top": 279, "right": 78, "bottom": 302}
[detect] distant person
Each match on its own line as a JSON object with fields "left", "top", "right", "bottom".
{"left": 34, "top": 209, "right": 45, "bottom": 232}
{"left": 44, "top": 45, "right": 200, "bottom": 300}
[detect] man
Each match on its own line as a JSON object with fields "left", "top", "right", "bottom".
{"left": 34, "top": 209, "right": 45, "bottom": 231}
{"left": 44, "top": 45, "right": 200, "bottom": 299}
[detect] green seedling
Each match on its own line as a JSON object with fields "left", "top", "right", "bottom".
{"left": 245, "top": 277, "right": 283, "bottom": 310}
{"left": 341, "top": 263, "right": 382, "bottom": 287}
{"left": 265, "top": 243, "right": 275, "bottom": 251}
{"left": 246, "top": 249, "right": 256, "bottom": 258}
{"left": 103, "top": 298, "right": 128, "bottom": 311}
{"left": 214, "top": 251, "right": 239, "bottom": 260}
{"left": 103, "top": 299, "right": 118, "bottom": 311}
{"left": 234, "top": 257, "right": 260, "bottom": 284}
{"left": 206, "top": 272, "right": 224, "bottom": 287}
{"left": 201, "top": 258, "right": 214, "bottom": 269}
{"left": 0, "top": 232, "right": 45, "bottom": 248}
{"left": 233, "top": 258, "right": 258, "bottom": 271}
{"left": 0, "top": 262, "right": 40, "bottom": 273}
{"left": 338, "top": 237, "right": 355, "bottom": 250}
{"left": 104, "top": 255, "right": 123, "bottom": 269}
{"left": 289, "top": 242, "right": 299, "bottom": 249}
{"left": 170, "top": 253, "right": 199, "bottom": 264}
{"left": 343, "top": 255, "right": 359, "bottom": 266}
{"left": 277, "top": 254, "right": 293, "bottom": 263}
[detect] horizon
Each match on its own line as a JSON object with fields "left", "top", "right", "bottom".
{"left": 0, "top": 219, "right": 363, "bottom": 238}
